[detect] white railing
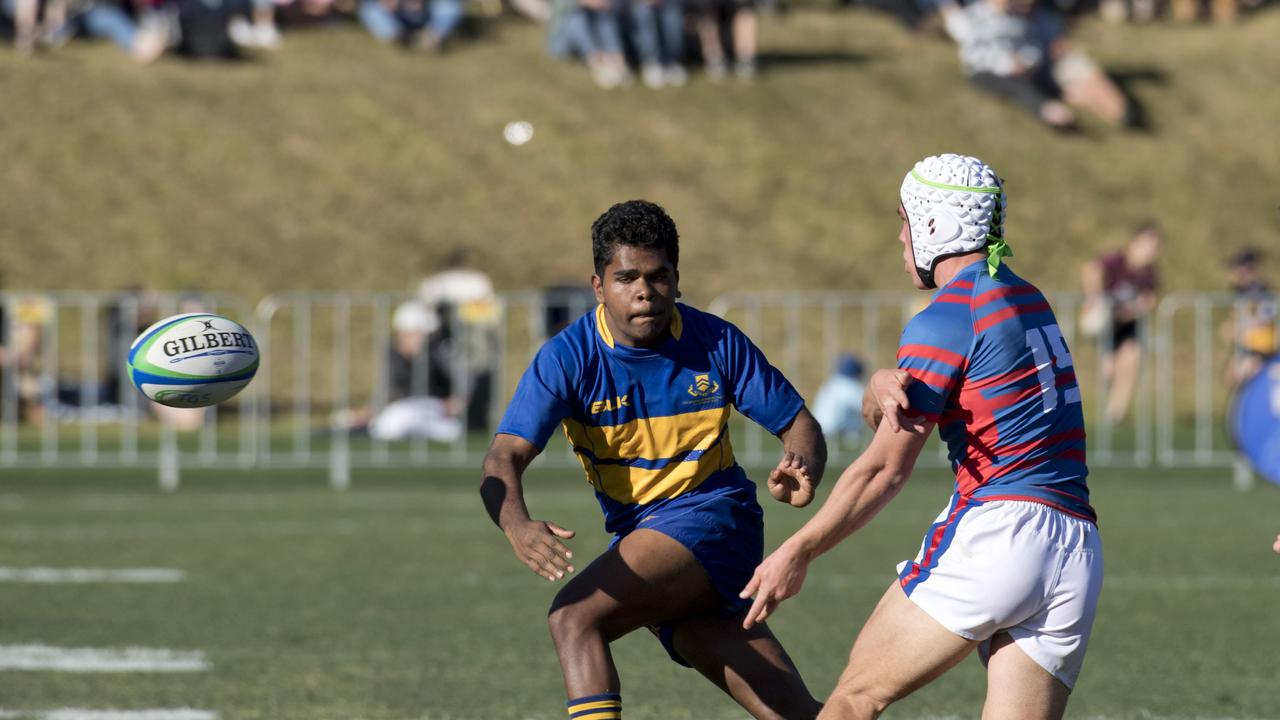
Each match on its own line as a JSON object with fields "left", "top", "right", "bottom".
{"left": 0, "top": 289, "right": 1270, "bottom": 488}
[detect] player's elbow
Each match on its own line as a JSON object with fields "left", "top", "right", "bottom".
{"left": 870, "top": 461, "right": 913, "bottom": 495}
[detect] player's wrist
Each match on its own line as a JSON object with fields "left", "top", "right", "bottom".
{"left": 782, "top": 535, "right": 818, "bottom": 564}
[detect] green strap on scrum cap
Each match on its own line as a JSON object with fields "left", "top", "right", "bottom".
{"left": 986, "top": 236, "right": 1012, "bottom": 278}
{"left": 986, "top": 188, "right": 1010, "bottom": 278}
{"left": 909, "top": 169, "right": 1003, "bottom": 194}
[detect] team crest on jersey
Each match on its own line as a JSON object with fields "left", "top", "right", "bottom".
{"left": 685, "top": 373, "right": 722, "bottom": 405}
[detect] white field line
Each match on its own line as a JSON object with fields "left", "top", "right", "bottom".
{"left": 0, "top": 568, "right": 185, "bottom": 584}
{"left": 0, "top": 710, "right": 216, "bottom": 720}
{"left": 0, "top": 646, "right": 208, "bottom": 673}
{"left": 0, "top": 710, "right": 217, "bottom": 720}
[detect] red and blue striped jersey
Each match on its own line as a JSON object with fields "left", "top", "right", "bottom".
{"left": 897, "top": 260, "right": 1094, "bottom": 523}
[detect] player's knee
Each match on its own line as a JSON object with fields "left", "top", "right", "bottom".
{"left": 753, "top": 689, "right": 822, "bottom": 720}
{"left": 824, "top": 685, "right": 893, "bottom": 719}
{"left": 546, "top": 597, "right": 599, "bottom": 645}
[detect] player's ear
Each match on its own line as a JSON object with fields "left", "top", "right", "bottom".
{"left": 591, "top": 274, "right": 605, "bottom": 304}
{"left": 674, "top": 270, "right": 681, "bottom": 299}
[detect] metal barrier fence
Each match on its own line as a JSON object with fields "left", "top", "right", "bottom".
{"left": 0, "top": 289, "right": 1272, "bottom": 488}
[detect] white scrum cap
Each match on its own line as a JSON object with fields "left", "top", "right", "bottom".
{"left": 899, "top": 153, "right": 1007, "bottom": 288}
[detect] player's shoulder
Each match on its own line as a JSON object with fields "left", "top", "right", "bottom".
{"left": 536, "top": 310, "right": 597, "bottom": 371}
{"left": 674, "top": 303, "right": 740, "bottom": 345}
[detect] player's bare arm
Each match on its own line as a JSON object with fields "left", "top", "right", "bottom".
{"left": 860, "top": 368, "right": 916, "bottom": 433}
{"left": 768, "top": 408, "right": 827, "bottom": 508}
{"left": 481, "top": 433, "right": 576, "bottom": 582}
{"left": 740, "top": 416, "right": 935, "bottom": 628}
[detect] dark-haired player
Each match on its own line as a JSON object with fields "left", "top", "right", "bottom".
{"left": 481, "top": 200, "right": 826, "bottom": 720}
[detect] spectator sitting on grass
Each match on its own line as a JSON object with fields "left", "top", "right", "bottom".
{"left": 940, "top": 0, "right": 1137, "bottom": 131}
{"left": 227, "top": 0, "right": 284, "bottom": 49}
{"left": 691, "top": 0, "right": 758, "bottom": 81}
{"left": 545, "top": 0, "right": 630, "bottom": 88}
{"left": 631, "top": 0, "right": 686, "bottom": 88}
{"left": 358, "top": 0, "right": 463, "bottom": 51}
{"left": 338, "top": 300, "right": 462, "bottom": 443}
{"left": 4, "top": 0, "right": 166, "bottom": 61}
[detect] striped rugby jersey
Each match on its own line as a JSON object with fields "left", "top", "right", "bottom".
{"left": 497, "top": 303, "right": 804, "bottom": 535}
{"left": 898, "top": 259, "right": 1094, "bottom": 523}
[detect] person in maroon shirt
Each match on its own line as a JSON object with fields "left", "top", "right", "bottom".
{"left": 1081, "top": 221, "right": 1161, "bottom": 423}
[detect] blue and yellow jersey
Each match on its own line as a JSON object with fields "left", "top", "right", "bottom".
{"left": 497, "top": 303, "right": 805, "bottom": 535}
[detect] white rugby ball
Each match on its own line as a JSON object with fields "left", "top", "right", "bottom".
{"left": 127, "top": 313, "right": 259, "bottom": 408}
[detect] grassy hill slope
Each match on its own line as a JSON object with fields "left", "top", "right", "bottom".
{"left": 2, "top": 10, "right": 1278, "bottom": 302}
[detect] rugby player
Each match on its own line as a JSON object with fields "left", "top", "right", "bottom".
{"left": 741, "top": 154, "right": 1103, "bottom": 719}
{"left": 481, "top": 200, "right": 827, "bottom": 720}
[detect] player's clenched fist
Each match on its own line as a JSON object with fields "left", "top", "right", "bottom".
{"left": 768, "top": 451, "right": 816, "bottom": 508}
{"left": 862, "top": 368, "right": 921, "bottom": 433}
{"left": 739, "top": 542, "right": 811, "bottom": 629}
{"left": 504, "top": 518, "right": 576, "bottom": 582}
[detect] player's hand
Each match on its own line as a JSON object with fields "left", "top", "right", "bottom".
{"left": 767, "top": 451, "right": 816, "bottom": 508}
{"left": 739, "top": 542, "right": 810, "bottom": 629}
{"left": 862, "top": 369, "right": 921, "bottom": 433}
{"left": 503, "top": 519, "right": 576, "bottom": 582}
{"left": 1273, "top": 534, "right": 1280, "bottom": 554}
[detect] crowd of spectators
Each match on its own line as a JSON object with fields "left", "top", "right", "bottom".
{"left": 2, "top": 0, "right": 1270, "bottom": 101}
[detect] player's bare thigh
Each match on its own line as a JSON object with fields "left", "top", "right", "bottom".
{"left": 549, "top": 527, "right": 723, "bottom": 641}
{"left": 982, "top": 632, "right": 1070, "bottom": 720}
{"left": 819, "top": 583, "right": 978, "bottom": 719}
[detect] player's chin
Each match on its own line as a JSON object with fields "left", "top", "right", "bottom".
{"left": 628, "top": 316, "right": 669, "bottom": 341}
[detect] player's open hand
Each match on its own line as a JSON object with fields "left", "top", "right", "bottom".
{"left": 863, "top": 369, "right": 921, "bottom": 433}
{"left": 739, "top": 543, "right": 810, "bottom": 629}
{"left": 504, "top": 519, "right": 576, "bottom": 582}
{"left": 767, "top": 452, "right": 816, "bottom": 508}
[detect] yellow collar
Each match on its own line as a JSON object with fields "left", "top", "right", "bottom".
{"left": 595, "top": 304, "right": 682, "bottom": 349}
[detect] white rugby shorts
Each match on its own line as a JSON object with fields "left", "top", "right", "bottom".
{"left": 895, "top": 498, "right": 1103, "bottom": 688}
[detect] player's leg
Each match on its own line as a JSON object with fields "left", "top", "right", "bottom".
{"left": 819, "top": 583, "right": 979, "bottom": 719}
{"left": 1106, "top": 335, "right": 1141, "bottom": 421}
{"left": 981, "top": 633, "right": 1070, "bottom": 720}
{"left": 546, "top": 528, "right": 722, "bottom": 699}
{"left": 667, "top": 611, "right": 822, "bottom": 720}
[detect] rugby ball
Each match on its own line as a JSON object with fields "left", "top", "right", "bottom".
{"left": 127, "top": 313, "right": 259, "bottom": 408}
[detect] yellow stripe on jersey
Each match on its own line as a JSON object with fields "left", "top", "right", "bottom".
{"left": 563, "top": 406, "right": 736, "bottom": 505}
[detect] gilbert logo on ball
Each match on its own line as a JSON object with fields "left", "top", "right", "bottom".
{"left": 127, "top": 313, "right": 259, "bottom": 408}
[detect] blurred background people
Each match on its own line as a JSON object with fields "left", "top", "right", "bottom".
{"left": 810, "top": 353, "right": 866, "bottom": 444}
{"left": 1081, "top": 220, "right": 1162, "bottom": 423}
{"left": 415, "top": 257, "right": 500, "bottom": 432}
{"left": 631, "top": 0, "right": 686, "bottom": 88}
{"left": 940, "top": 0, "right": 1136, "bottom": 131}
{"left": 358, "top": 0, "right": 464, "bottom": 50}
{"left": 1222, "top": 248, "right": 1275, "bottom": 391}
{"left": 692, "top": 0, "right": 757, "bottom": 81}
{"left": 4, "top": 0, "right": 166, "bottom": 61}
{"left": 545, "top": 0, "right": 630, "bottom": 87}
{"left": 0, "top": 296, "right": 53, "bottom": 425}
{"left": 227, "top": 0, "right": 283, "bottom": 49}
{"left": 364, "top": 299, "right": 463, "bottom": 442}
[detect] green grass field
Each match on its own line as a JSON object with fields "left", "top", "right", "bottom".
{"left": 1, "top": 465, "right": 1277, "bottom": 719}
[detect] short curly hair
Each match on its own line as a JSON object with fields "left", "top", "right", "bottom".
{"left": 591, "top": 200, "right": 680, "bottom": 276}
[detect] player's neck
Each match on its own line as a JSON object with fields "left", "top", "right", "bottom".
{"left": 932, "top": 252, "right": 987, "bottom": 288}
